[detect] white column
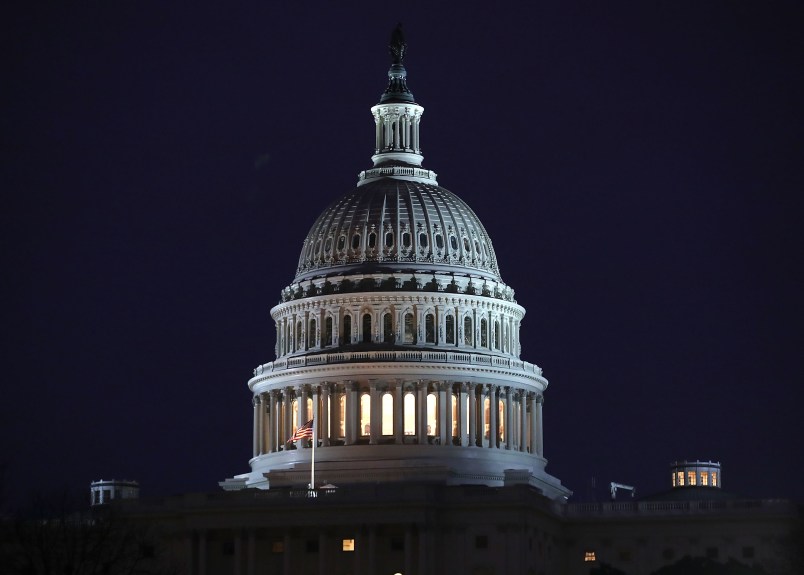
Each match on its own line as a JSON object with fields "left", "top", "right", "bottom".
{"left": 504, "top": 387, "right": 512, "bottom": 450}
{"left": 394, "top": 381, "right": 404, "bottom": 444}
{"left": 283, "top": 388, "right": 293, "bottom": 449}
{"left": 252, "top": 396, "right": 261, "bottom": 458}
{"left": 468, "top": 383, "right": 477, "bottom": 447}
{"left": 346, "top": 381, "right": 358, "bottom": 445}
{"left": 321, "top": 383, "right": 331, "bottom": 446}
{"left": 519, "top": 391, "right": 527, "bottom": 452}
{"left": 330, "top": 384, "right": 340, "bottom": 444}
{"left": 416, "top": 381, "right": 427, "bottom": 444}
{"left": 270, "top": 391, "right": 280, "bottom": 451}
{"left": 369, "top": 380, "right": 380, "bottom": 445}
{"left": 459, "top": 383, "right": 468, "bottom": 447}
{"left": 438, "top": 382, "right": 448, "bottom": 446}
{"left": 488, "top": 385, "right": 497, "bottom": 449}
{"left": 261, "top": 392, "right": 270, "bottom": 455}
{"left": 535, "top": 395, "right": 544, "bottom": 457}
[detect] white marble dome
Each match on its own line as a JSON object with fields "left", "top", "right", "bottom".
{"left": 222, "top": 28, "right": 569, "bottom": 501}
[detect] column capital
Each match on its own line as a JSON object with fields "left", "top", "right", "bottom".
{"left": 253, "top": 395, "right": 261, "bottom": 407}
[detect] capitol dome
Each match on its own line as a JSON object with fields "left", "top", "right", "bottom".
{"left": 222, "top": 27, "right": 569, "bottom": 501}
{"left": 294, "top": 179, "right": 502, "bottom": 284}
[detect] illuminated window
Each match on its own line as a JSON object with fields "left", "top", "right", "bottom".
{"left": 672, "top": 473, "right": 676, "bottom": 487}
{"left": 404, "top": 393, "right": 415, "bottom": 435}
{"left": 360, "top": 394, "right": 370, "bottom": 436}
{"left": 498, "top": 399, "right": 505, "bottom": 442}
{"left": 711, "top": 472, "right": 717, "bottom": 486}
{"left": 342, "top": 539, "right": 355, "bottom": 552}
{"left": 677, "top": 471, "right": 684, "bottom": 486}
{"left": 426, "top": 393, "right": 437, "bottom": 436}
{"left": 700, "top": 472, "right": 709, "bottom": 486}
{"left": 584, "top": 551, "right": 596, "bottom": 562}
{"left": 382, "top": 393, "right": 393, "bottom": 435}
{"left": 687, "top": 471, "right": 696, "bottom": 486}
{"left": 452, "top": 393, "right": 459, "bottom": 438}
{"left": 337, "top": 395, "right": 345, "bottom": 437}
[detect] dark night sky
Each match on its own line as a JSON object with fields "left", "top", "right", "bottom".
{"left": 3, "top": 2, "right": 803, "bottom": 509}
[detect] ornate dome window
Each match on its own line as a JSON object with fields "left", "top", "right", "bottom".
{"left": 445, "top": 315, "right": 455, "bottom": 344}
{"left": 403, "top": 312, "right": 414, "bottom": 343}
{"left": 351, "top": 233, "right": 361, "bottom": 250}
{"left": 337, "top": 235, "right": 346, "bottom": 251}
{"left": 384, "top": 231, "right": 394, "bottom": 249}
{"left": 368, "top": 231, "right": 377, "bottom": 250}
{"left": 401, "top": 231, "right": 411, "bottom": 248}
{"left": 425, "top": 313, "right": 435, "bottom": 343}
{"left": 464, "top": 316, "right": 473, "bottom": 346}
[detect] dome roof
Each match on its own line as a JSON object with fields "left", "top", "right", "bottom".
{"left": 294, "top": 178, "right": 502, "bottom": 283}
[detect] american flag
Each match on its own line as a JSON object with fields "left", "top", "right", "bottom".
{"left": 288, "top": 419, "right": 314, "bottom": 443}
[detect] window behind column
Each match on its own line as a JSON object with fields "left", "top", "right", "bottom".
{"left": 360, "top": 394, "right": 370, "bottom": 436}
{"left": 382, "top": 393, "right": 393, "bottom": 435}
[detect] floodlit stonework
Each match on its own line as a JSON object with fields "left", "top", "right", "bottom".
{"left": 220, "top": 26, "right": 569, "bottom": 500}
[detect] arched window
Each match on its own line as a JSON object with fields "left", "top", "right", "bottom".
{"left": 445, "top": 315, "right": 455, "bottom": 345}
{"left": 324, "top": 237, "right": 332, "bottom": 253}
{"left": 338, "top": 395, "right": 346, "bottom": 438}
{"left": 464, "top": 317, "right": 473, "bottom": 346}
{"left": 402, "top": 232, "right": 411, "bottom": 248}
{"left": 291, "top": 399, "right": 299, "bottom": 436}
{"left": 368, "top": 232, "right": 377, "bottom": 249}
{"left": 494, "top": 320, "right": 500, "bottom": 349}
{"left": 337, "top": 235, "right": 346, "bottom": 251}
{"left": 362, "top": 313, "right": 372, "bottom": 343}
{"left": 383, "top": 313, "right": 393, "bottom": 343}
{"left": 452, "top": 393, "right": 459, "bottom": 439}
{"left": 418, "top": 232, "right": 428, "bottom": 248}
{"left": 483, "top": 397, "right": 490, "bottom": 441}
{"left": 382, "top": 393, "right": 393, "bottom": 435}
{"left": 425, "top": 313, "right": 435, "bottom": 344}
{"left": 285, "top": 323, "right": 292, "bottom": 355}
{"left": 449, "top": 235, "right": 458, "bottom": 251}
{"left": 307, "top": 318, "right": 316, "bottom": 349}
{"left": 480, "top": 318, "right": 488, "bottom": 348}
{"left": 404, "top": 393, "right": 415, "bottom": 435}
{"left": 426, "top": 393, "right": 437, "bottom": 437}
{"left": 324, "top": 316, "right": 333, "bottom": 347}
{"left": 351, "top": 233, "right": 361, "bottom": 250}
{"left": 498, "top": 399, "right": 505, "bottom": 443}
{"left": 463, "top": 237, "right": 471, "bottom": 252}
{"left": 360, "top": 394, "right": 371, "bottom": 436}
{"left": 343, "top": 314, "right": 352, "bottom": 344}
{"left": 385, "top": 231, "right": 394, "bottom": 248}
{"left": 435, "top": 234, "right": 444, "bottom": 249}
{"left": 403, "top": 312, "right": 415, "bottom": 344}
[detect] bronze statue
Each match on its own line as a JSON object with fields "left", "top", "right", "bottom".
{"left": 390, "top": 23, "right": 406, "bottom": 65}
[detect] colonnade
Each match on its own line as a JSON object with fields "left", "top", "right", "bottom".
{"left": 251, "top": 381, "right": 543, "bottom": 459}
{"left": 276, "top": 302, "right": 521, "bottom": 358}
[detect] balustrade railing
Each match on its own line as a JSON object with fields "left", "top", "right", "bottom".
{"left": 253, "top": 350, "right": 543, "bottom": 378}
